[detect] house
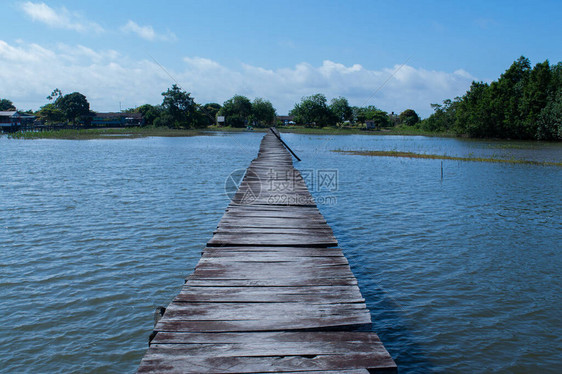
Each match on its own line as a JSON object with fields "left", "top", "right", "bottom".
{"left": 277, "top": 115, "right": 295, "bottom": 125}
{"left": 91, "top": 112, "right": 144, "bottom": 127}
{"left": 0, "top": 111, "right": 36, "bottom": 131}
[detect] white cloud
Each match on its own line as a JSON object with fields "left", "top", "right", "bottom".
{"left": 121, "top": 20, "right": 176, "bottom": 42}
{"left": 0, "top": 40, "right": 475, "bottom": 117}
{"left": 20, "top": 1, "right": 104, "bottom": 33}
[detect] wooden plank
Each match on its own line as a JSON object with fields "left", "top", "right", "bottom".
{"left": 185, "top": 278, "right": 358, "bottom": 287}
{"left": 218, "top": 217, "right": 329, "bottom": 226}
{"left": 138, "top": 352, "right": 390, "bottom": 374}
{"left": 213, "top": 228, "right": 334, "bottom": 236}
{"left": 193, "top": 262, "right": 352, "bottom": 274}
{"left": 199, "top": 254, "right": 348, "bottom": 265}
{"left": 226, "top": 205, "right": 322, "bottom": 213}
{"left": 174, "top": 286, "right": 364, "bottom": 303}
{"left": 202, "top": 246, "right": 344, "bottom": 256}
{"left": 155, "top": 315, "right": 372, "bottom": 333}
{"left": 162, "top": 302, "right": 368, "bottom": 318}
{"left": 150, "top": 331, "right": 383, "bottom": 344}
{"left": 207, "top": 233, "right": 338, "bottom": 247}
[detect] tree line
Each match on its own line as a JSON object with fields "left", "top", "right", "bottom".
{"left": 2, "top": 55, "right": 559, "bottom": 140}
{"left": 3, "top": 84, "right": 414, "bottom": 130}
{"left": 288, "top": 93, "right": 419, "bottom": 129}
{"left": 418, "top": 56, "right": 561, "bottom": 140}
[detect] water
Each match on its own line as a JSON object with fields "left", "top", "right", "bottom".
{"left": 1, "top": 133, "right": 561, "bottom": 373}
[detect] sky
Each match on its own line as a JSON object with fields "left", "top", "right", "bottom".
{"left": 1, "top": 1, "right": 561, "bottom": 117}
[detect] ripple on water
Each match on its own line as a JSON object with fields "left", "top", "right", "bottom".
{"left": 1, "top": 134, "right": 560, "bottom": 373}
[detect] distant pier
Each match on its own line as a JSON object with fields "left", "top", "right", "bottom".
{"left": 136, "top": 129, "right": 396, "bottom": 373}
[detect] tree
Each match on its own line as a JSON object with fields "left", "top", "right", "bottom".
{"left": 57, "top": 92, "right": 90, "bottom": 124}
{"left": 421, "top": 99, "right": 458, "bottom": 132}
{"left": 536, "top": 89, "right": 562, "bottom": 140}
{"left": 36, "top": 103, "right": 65, "bottom": 124}
{"left": 290, "top": 94, "right": 336, "bottom": 127}
{"left": 329, "top": 97, "right": 352, "bottom": 124}
{"left": 47, "top": 88, "right": 63, "bottom": 103}
{"left": 370, "top": 109, "right": 390, "bottom": 128}
{"left": 197, "top": 103, "right": 222, "bottom": 127}
{"left": 398, "top": 109, "right": 420, "bottom": 127}
{"left": 354, "top": 105, "right": 388, "bottom": 127}
{"left": 161, "top": 84, "right": 197, "bottom": 128}
{"left": 520, "top": 60, "right": 551, "bottom": 138}
{"left": 219, "top": 95, "right": 252, "bottom": 127}
{"left": 455, "top": 81, "right": 492, "bottom": 137}
{"left": 0, "top": 99, "right": 15, "bottom": 111}
{"left": 251, "top": 98, "right": 276, "bottom": 127}
{"left": 135, "top": 104, "right": 163, "bottom": 126}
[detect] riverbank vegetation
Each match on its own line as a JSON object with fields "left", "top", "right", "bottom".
{"left": 414, "top": 57, "right": 561, "bottom": 141}
{"left": 7, "top": 127, "right": 204, "bottom": 140}
{"left": 334, "top": 150, "right": 562, "bottom": 167}
{"left": 2, "top": 56, "right": 560, "bottom": 141}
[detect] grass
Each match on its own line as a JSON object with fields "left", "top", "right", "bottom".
{"left": 333, "top": 150, "right": 562, "bottom": 167}
{"left": 6, "top": 127, "right": 206, "bottom": 140}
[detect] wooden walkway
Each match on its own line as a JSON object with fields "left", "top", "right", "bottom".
{"left": 137, "top": 130, "right": 397, "bottom": 373}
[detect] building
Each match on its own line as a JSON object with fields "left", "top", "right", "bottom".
{"left": 277, "top": 115, "right": 295, "bottom": 125}
{"left": 91, "top": 112, "right": 144, "bottom": 127}
{"left": 365, "top": 120, "right": 375, "bottom": 130}
{"left": 0, "top": 111, "right": 36, "bottom": 132}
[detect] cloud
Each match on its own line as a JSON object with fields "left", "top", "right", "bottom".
{"left": 0, "top": 40, "right": 476, "bottom": 117}
{"left": 121, "top": 20, "right": 176, "bottom": 42}
{"left": 20, "top": 1, "right": 104, "bottom": 33}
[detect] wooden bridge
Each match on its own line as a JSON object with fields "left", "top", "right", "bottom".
{"left": 137, "top": 130, "right": 397, "bottom": 373}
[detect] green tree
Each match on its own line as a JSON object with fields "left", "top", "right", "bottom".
{"left": 329, "top": 97, "right": 352, "bottom": 124}
{"left": 520, "top": 60, "right": 551, "bottom": 138}
{"left": 290, "top": 94, "right": 336, "bottom": 127}
{"left": 354, "top": 105, "right": 388, "bottom": 127}
{"left": 161, "top": 84, "right": 197, "bottom": 128}
{"left": 491, "top": 56, "right": 531, "bottom": 138}
{"left": 536, "top": 89, "right": 562, "bottom": 140}
{"left": 36, "top": 103, "right": 65, "bottom": 124}
{"left": 219, "top": 95, "right": 252, "bottom": 127}
{"left": 251, "top": 98, "right": 276, "bottom": 127}
{"left": 370, "top": 109, "right": 390, "bottom": 128}
{"left": 135, "top": 104, "right": 163, "bottom": 126}
{"left": 0, "top": 99, "right": 15, "bottom": 111}
{"left": 197, "top": 103, "right": 222, "bottom": 127}
{"left": 455, "top": 81, "right": 493, "bottom": 137}
{"left": 57, "top": 92, "right": 90, "bottom": 124}
{"left": 47, "top": 88, "right": 63, "bottom": 103}
{"left": 398, "top": 109, "right": 420, "bottom": 127}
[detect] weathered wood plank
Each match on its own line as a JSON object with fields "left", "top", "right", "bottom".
{"left": 199, "top": 254, "right": 348, "bottom": 265}
{"left": 185, "top": 278, "right": 358, "bottom": 287}
{"left": 174, "top": 286, "right": 364, "bottom": 303}
{"left": 155, "top": 315, "right": 372, "bottom": 333}
{"left": 202, "top": 246, "right": 344, "bottom": 256}
{"left": 213, "top": 228, "right": 334, "bottom": 236}
{"left": 207, "top": 233, "right": 338, "bottom": 247}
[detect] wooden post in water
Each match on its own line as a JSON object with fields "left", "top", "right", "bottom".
{"left": 136, "top": 131, "right": 396, "bottom": 373}
{"left": 269, "top": 127, "right": 301, "bottom": 161}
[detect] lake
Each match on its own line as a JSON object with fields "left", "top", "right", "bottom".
{"left": 0, "top": 132, "right": 560, "bottom": 373}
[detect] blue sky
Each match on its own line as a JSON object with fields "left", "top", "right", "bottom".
{"left": 1, "top": 1, "right": 561, "bottom": 117}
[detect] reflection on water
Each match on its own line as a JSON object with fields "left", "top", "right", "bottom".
{"left": 0, "top": 133, "right": 560, "bottom": 373}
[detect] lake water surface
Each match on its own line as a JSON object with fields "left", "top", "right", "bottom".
{"left": 1, "top": 133, "right": 561, "bottom": 373}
